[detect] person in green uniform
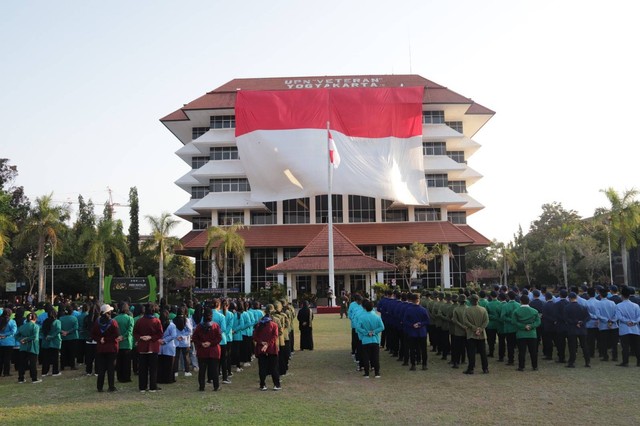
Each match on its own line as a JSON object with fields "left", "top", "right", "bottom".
{"left": 114, "top": 302, "right": 134, "bottom": 383}
{"left": 513, "top": 295, "right": 541, "bottom": 371}
{"left": 485, "top": 291, "right": 500, "bottom": 358}
{"left": 500, "top": 291, "right": 520, "bottom": 366}
{"left": 41, "top": 309, "right": 62, "bottom": 376}
{"left": 16, "top": 312, "right": 41, "bottom": 383}
{"left": 59, "top": 305, "right": 79, "bottom": 371}
{"left": 451, "top": 294, "right": 467, "bottom": 369}
{"left": 463, "top": 294, "right": 489, "bottom": 375}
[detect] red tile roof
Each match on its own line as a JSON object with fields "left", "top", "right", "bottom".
{"left": 267, "top": 226, "right": 396, "bottom": 273}
{"left": 161, "top": 74, "right": 494, "bottom": 122}
{"left": 179, "top": 222, "right": 490, "bottom": 251}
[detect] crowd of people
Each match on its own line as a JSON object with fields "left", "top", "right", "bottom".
{"left": 0, "top": 295, "right": 313, "bottom": 393}
{"left": 348, "top": 283, "right": 640, "bottom": 377}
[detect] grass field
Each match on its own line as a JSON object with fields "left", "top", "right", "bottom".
{"left": 1, "top": 314, "right": 639, "bottom": 425}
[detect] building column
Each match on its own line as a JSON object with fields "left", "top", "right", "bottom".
{"left": 344, "top": 274, "right": 351, "bottom": 296}
{"left": 277, "top": 248, "right": 284, "bottom": 285}
{"left": 287, "top": 273, "right": 294, "bottom": 302}
{"left": 244, "top": 250, "right": 251, "bottom": 294}
{"left": 376, "top": 245, "right": 385, "bottom": 283}
{"left": 441, "top": 245, "right": 451, "bottom": 289}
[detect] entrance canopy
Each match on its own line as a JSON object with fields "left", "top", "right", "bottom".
{"left": 267, "top": 225, "right": 396, "bottom": 274}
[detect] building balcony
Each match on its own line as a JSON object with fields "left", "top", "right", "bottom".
{"left": 191, "top": 192, "right": 265, "bottom": 211}
{"left": 191, "top": 160, "right": 246, "bottom": 184}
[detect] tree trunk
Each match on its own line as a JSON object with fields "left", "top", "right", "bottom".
{"left": 99, "top": 263, "right": 104, "bottom": 303}
{"left": 37, "top": 237, "right": 45, "bottom": 302}
{"left": 621, "top": 242, "right": 629, "bottom": 285}
{"left": 562, "top": 251, "right": 568, "bottom": 287}
{"left": 223, "top": 258, "right": 228, "bottom": 298}
{"left": 159, "top": 249, "right": 164, "bottom": 302}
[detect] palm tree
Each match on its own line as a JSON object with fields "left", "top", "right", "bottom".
{"left": 598, "top": 187, "right": 640, "bottom": 284}
{"left": 80, "top": 218, "right": 127, "bottom": 302}
{"left": 204, "top": 224, "right": 245, "bottom": 297}
{"left": 17, "top": 194, "right": 69, "bottom": 302}
{"left": 145, "top": 212, "right": 182, "bottom": 301}
{"left": 0, "top": 213, "right": 17, "bottom": 256}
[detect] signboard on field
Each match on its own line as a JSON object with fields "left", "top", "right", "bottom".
{"left": 104, "top": 276, "right": 157, "bottom": 304}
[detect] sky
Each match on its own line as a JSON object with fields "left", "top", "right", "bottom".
{"left": 1, "top": 0, "right": 639, "bottom": 243}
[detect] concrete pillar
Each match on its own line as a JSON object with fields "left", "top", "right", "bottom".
{"left": 441, "top": 245, "right": 451, "bottom": 289}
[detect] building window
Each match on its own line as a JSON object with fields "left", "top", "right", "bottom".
{"left": 192, "top": 216, "right": 211, "bottom": 230}
{"left": 449, "top": 245, "right": 466, "bottom": 288}
{"left": 250, "top": 248, "right": 278, "bottom": 293}
{"left": 283, "top": 198, "right": 310, "bottom": 224}
{"left": 446, "top": 151, "right": 465, "bottom": 163}
{"left": 191, "top": 186, "right": 209, "bottom": 199}
{"left": 210, "top": 178, "right": 251, "bottom": 193}
{"left": 191, "top": 156, "right": 209, "bottom": 169}
{"left": 445, "top": 121, "right": 463, "bottom": 133}
{"left": 423, "top": 142, "right": 446, "bottom": 156}
{"left": 348, "top": 195, "right": 376, "bottom": 223}
{"left": 210, "top": 146, "right": 239, "bottom": 161}
{"left": 358, "top": 246, "right": 377, "bottom": 258}
{"left": 422, "top": 111, "right": 445, "bottom": 124}
{"left": 251, "top": 202, "right": 277, "bottom": 225}
{"left": 284, "top": 248, "right": 301, "bottom": 260}
{"left": 382, "top": 199, "right": 408, "bottom": 222}
{"left": 448, "top": 211, "right": 467, "bottom": 224}
{"left": 192, "top": 127, "right": 209, "bottom": 140}
{"left": 448, "top": 181, "right": 467, "bottom": 194}
{"left": 218, "top": 211, "right": 244, "bottom": 226}
{"left": 315, "top": 195, "right": 343, "bottom": 224}
{"left": 415, "top": 207, "right": 441, "bottom": 222}
{"left": 210, "top": 115, "right": 236, "bottom": 129}
{"left": 194, "top": 252, "right": 244, "bottom": 291}
{"left": 426, "top": 174, "right": 448, "bottom": 188}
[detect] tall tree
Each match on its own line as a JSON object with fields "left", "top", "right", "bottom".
{"left": 597, "top": 187, "right": 640, "bottom": 284}
{"left": 0, "top": 212, "right": 16, "bottom": 257}
{"left": 145, "top": 212, "right": 182, "bottom": 301}
{"left": 128, "top": 187, "right": 140, "bottom": 258}
{"left": 16, "top": 193, "right": 70, "bottom": 302}
{"left": 395, "top": 242, "right": 433, "bottom": 289}
{"left": 204, "top": 224, "right": 245, "bottom": 297}
{"left": 80, "top": 218, "right": 126, "bottom": 302}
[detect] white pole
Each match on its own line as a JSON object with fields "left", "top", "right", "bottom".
{"left": 51, "top": 245, "right": 54, "bottom": 302}
{"left": 327, "top": 122, "right": 336, "bottom": 301}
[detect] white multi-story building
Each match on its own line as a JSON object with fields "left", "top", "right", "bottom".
{"left": 161, "top": 74, "right": 493, "bottom": 299}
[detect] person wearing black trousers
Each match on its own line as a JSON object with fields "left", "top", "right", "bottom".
{"left": 91, "top": 305, "right": 120, "bottom": 392}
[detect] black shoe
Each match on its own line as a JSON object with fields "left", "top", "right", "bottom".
{"left": 532, "top": 367, "right": 538, "bottom": 371}
{"left": 566, "top": 364, "right": 575, "bottom": 368}
{"left": 542, "top": 357, "right": 553, "bottom": 361}
{"left": 402, "top": 362, "right": 409, "bottom": 366}
{"left": 482, "top": 369, "right": 489, "bottom": 374}
{"left": 97, "top": 389, "right": 104, "bottom": 392}
{"left": 497, "top": 358, "right": 504, "bottom": 362}
{"left": 409, "top": 365, "right": 416, "bottom": 371}
{"left": 422, "top": 365, "right": 428, "bottom": 371}
{"left": 451, "top": 364, "right": 459, "bottom": 369}
{"left": 487, "top": 354, "right": 494, "bottom": 358}
{"left": 506, "top": 362, "right": 514, "bottom": 366}
{"left": 108, "top": 387, "right": 117, "bottom": 392}
{"left": 612, "top": 358, "right": 618, "bottom": 362}
{"left": 463, "top": 370, "right": 474, "bottom": 375}
{"left": 199, "top": 387, "right": 205, "bottom": 391}
{"left": 616, "top": 363, "right": 629, "bottom": 367}
{"left": 517, "top": 368, "right": 524, "bottom": 372}
{"left": 585, "top": 364, "right": 591, "bottom": 368}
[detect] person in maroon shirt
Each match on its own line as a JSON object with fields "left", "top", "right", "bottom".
{"left": 91, "top": 304, "right": 120, "bottom": 392}
{"left": 192, "top": 309, "right": 222, "bottom": 391}
{"left": 133, "top": 303, "right": 164, "bottom": 393}
{"left": 253, "top": 304, "right": 281, "bottom": 391}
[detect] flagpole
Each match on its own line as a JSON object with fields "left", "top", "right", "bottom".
{"left": 327, "top": 121, "right": 335, "bottom": 305}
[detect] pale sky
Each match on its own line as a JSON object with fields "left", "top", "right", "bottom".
{"left": 1, "top": 0, "right": 638, "bottom": 243}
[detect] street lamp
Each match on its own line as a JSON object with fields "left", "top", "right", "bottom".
{"left": 605, "top": 216, "right": 613, "bottom": 285}
{"left": 50, "top": 241, "right": 55, "bottom": 302}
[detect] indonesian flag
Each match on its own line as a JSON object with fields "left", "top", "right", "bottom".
{"left": 235, "top": 87, "right": 428, "bottom": 205}
{"left": 328, "top": 130, "right": 340, "bottom": 168}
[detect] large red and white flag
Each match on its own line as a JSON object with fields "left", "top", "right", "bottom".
{"left": 235, "top": 86, "right": 428, "bottom": 204}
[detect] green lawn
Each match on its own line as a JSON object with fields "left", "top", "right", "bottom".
{"left": 1, "top": 315, "right": 638, "bottom": 425}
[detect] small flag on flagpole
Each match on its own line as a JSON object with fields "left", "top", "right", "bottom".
{"left": 328, "top": 130, "right": 340, "bottom": 168}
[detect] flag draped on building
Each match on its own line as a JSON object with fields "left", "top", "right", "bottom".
{"left": 235, "top": 86, "right": 428, "bottom": 205}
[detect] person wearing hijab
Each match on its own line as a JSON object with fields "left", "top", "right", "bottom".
{"left": 114, "top": 302, "right": 134, "bottom": 383}
{"left": 41, "top": 308, "right": 62, "bottom": 377}
{"left": 16, "top": 312, "right": 41, "bottom": 383}
{"left": 158, "top": 309, "right": 177, "bottom": 384}
{"left": 133, "top": 303, "right": 164, "bottom": 393}
{"left": 91, "top": 304, "right": 120, "bottom": 392}
{"left": 172, "top": 305, "right": 193, "bottom": 377}
{"left": 297, "top": 300, "right": 314, "bottom": 351}
{"left": 59, "top": 305, "right": 79, "bottom": 371}
{"left": 0, "top": 308, "right": 17, "bottom": 377}
{"left": 192, "top": 308, "right": 222, "bottom": 391}
{"left": 253, "top": 304, "right": 281, "bottom": 391}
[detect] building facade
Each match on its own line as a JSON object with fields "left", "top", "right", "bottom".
{"left": 161, "top": 75, "right": 494, "bottom": 299}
